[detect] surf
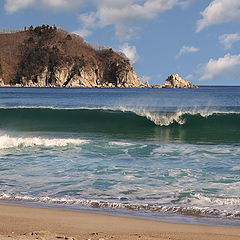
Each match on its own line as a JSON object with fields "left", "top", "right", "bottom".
{"left": 0, "top": 134, "right": 89, "bottom": 149}
{"left": 0, "top": 107, "right": 239, "bottom": 144}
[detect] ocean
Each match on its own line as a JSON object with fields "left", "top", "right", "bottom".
{"left": 0, "top": 87, "right": 240, "bottom": 227}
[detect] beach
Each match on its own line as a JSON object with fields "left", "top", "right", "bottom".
{"left": 1, "top": 204, "right": 240, "bottom": 240}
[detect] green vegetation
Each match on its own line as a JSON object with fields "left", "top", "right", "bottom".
{"left": 17, "top": 25, "right": 64, "bottom": 80}
{"left": 66, "top": 34, "right": 72, "bottom": 40}
{"left": 29, "top": 24, "right": 57, "bottom": 37}
{"left": 0, "top": 24, "right": 128, "bottom": 85}
{"left": 71, "top": 56, "right": 85, "bottom": 75}
{"left": 19, "top": 46, "right": 64, "bottom": 80}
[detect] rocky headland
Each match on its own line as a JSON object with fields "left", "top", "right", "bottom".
{"left": 0, "top": 25, "right": 145, "bottom": 88}
{"left": 0, "top": 25, "right": 198, "bottom": 89}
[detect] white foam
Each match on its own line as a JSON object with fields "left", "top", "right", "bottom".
{"left": 231, "top": 166, "right": 240, "bottom": 171}
{"left": 190, "top": 193, "right": 240, "bottom": 209}
{"left": 1, "top": 193, "right": 240, "bottom": 218}
{"left": 109, "top": 141, "right": 135, "bottom": 147}
{"left": 118, "top": 106, "right": 240, "bottom": 126}
{"left": 0, "top": 134, "right": 89, "bottom": 149}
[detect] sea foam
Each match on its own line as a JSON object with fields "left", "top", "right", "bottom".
{"left": 0, "top": 134, "right": 89, "bottom": 149}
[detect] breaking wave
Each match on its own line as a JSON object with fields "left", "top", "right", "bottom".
{"left": 0, "top": 107, "right": 239, "bottom": 143}
{"left": 0, "top": 134, "right": 89, "bottom": 149}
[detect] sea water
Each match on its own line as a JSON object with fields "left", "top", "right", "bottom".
{"left": 0, "top": 87, "right": 240, "bottom": 226}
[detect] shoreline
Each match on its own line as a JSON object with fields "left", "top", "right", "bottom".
{"left": 1, "top": 198, "right": 240, "bottom": 229}
{"left": 0, "top": 203, "right": 240, "bottom": 240}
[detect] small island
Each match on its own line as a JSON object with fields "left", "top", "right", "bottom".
{"left": 154, "top": 74, "right": 199, "bottom": 89}
{"left": 0, "top": 25, "right": 198, "bottom": 89}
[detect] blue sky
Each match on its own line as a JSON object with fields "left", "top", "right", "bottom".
{"left": 1, "top": 0, "right": 240, "bottom": 85}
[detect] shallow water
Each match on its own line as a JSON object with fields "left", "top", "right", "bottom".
{"left": 0, "top": 87, "right": 240, "bottom": 226}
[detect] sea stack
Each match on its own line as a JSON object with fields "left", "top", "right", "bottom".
{"left": 160, "top": 74, "right": 198, "bottom": 88}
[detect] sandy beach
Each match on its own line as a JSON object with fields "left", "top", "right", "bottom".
{"left": 0, "top": 204, "right": 239, "bottom": 240}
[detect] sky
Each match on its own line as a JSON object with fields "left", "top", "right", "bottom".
{"left": 1, "top": 0, "right": 240, "bottom": 85}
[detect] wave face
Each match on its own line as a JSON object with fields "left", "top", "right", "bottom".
{"left": 0, "top": 107, "right": 239, "bottom": 144}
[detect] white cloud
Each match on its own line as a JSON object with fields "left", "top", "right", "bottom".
{"left": 78, "top": 12, "right": 97, "bottom": 28}
{"left": 200, "top": 54, "right": 240, "bottom": 80}
{"left": 178, "top": 0, "right": 192, "bottom": 9}
{"left": 197, "top": 0, "right": 240, "bottom": 32}
{"left": 4, "top": 0, "right": 36, "bottom": 13}
{"left": 4, "top": 0, "right": 86, "bottom": 13}
{"left": 142, "top": 76, "right": 151, "bottom": 83}
{"left": 115, "top": 25, "right": 138, "bottom": 41}
{"left": 4, "top": 0, "right": 182, "bottom": 41}
{"left": 219, "top": 33, "right": 240, "bottom": 50}
{"left": 77, "top": 0, "right": 180, "bottom": 41}
{"left": 177, "top": 45, "right": 199, "bottom": 58}
{"left": 119, "top": 43, "right": 139, "bottom": 64}
{"left": 97, "top": 0, "right": 178, "bottom": 26}
{"left": 73, "top": 29, "right": 92, "bottom": 38}
{"left": 185, "top": 74, "right": 193, "bottom": 80}
{"left": 41, "top": 0, "right": 85, "bottom": 10}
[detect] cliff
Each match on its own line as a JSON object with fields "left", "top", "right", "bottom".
{"left": 0, "top": 25, "right": 145, "bottom": 88}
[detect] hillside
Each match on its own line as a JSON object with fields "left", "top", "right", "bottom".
{"left": 0, "top": 25, "right": 144, "bottom": 88}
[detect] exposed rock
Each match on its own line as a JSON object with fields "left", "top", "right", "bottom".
{"left": 0, "top": 78, "right": 5, "bottom": 87}
{"left": 17, "top": 62, "right": 142, "bottom": 88}
{"left": 160, "top": 74, "right": 198, "bottom": 88}
{"left": 144, "top": 81, "right": 151, "bottom": 88}
{"left": 0, "top": 25, "right": 143, "bottom": 88}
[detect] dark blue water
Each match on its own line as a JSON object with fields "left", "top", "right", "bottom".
{"left": 0, "top": 87, "right": 240, "bottom": 226}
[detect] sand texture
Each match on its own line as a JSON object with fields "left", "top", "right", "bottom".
{"left": 0, "top": 204, "right": 240, "bottom": 240}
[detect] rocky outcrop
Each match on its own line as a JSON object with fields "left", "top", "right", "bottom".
{"left": 0, "top": 78, "right": 4, "bottom": 87}
{"left": 16, "top": 62, "right": 143, "bottom": 88}
{"left": 155, "top": 74, "right": 198, "bottom": 89}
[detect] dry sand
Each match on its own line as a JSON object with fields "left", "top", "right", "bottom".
{"left": 0, "top": 203, "right": 240, "bottom": 240}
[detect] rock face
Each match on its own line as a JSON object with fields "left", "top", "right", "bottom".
{"left": 0, "top": 25, "right": 145, "bottom": 88}
{"left": 158, "top": 74, "right": 198, "bottom": 88}
{"left": 18, "top": 62, "right": 143, "bottom": 88}
{"left": 0, "top": 78, "right": 4, "bottom": 87}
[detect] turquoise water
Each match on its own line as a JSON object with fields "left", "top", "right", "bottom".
{"left": 0, "top": 87, "right": 240, "bottom": 225}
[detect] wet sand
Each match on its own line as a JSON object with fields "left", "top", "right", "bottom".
{"left": 0, "top": 203, "right": 240, "bottom": 240}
